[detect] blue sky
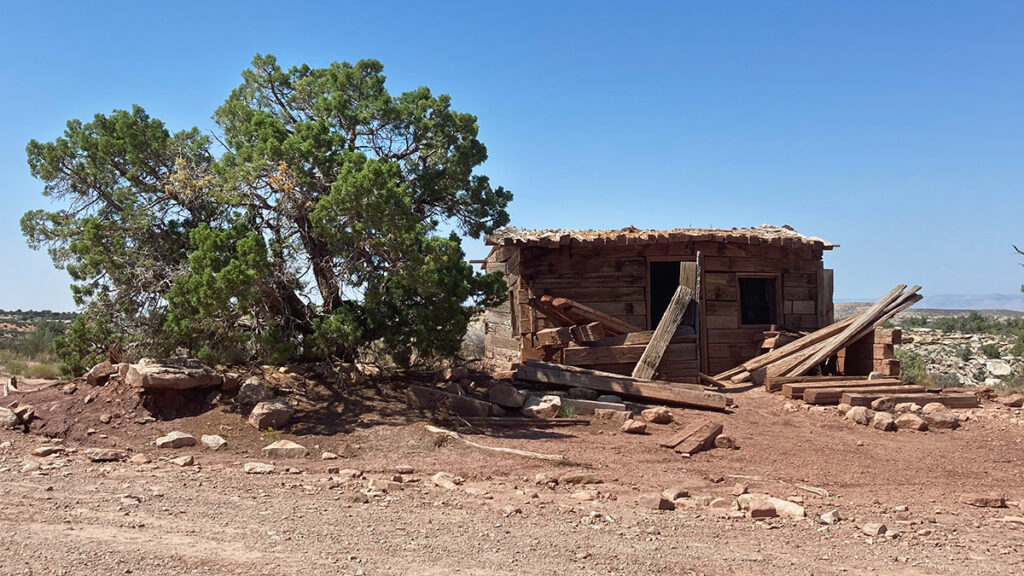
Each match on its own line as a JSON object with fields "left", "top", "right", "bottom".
{"left": 1, "top": 1, "right": 1022, "bottom": 311}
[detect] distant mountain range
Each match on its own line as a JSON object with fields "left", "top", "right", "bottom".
{"left": 836, "top": 293, "right": 1024, "bottom": 313}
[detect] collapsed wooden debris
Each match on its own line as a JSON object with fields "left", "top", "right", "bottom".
{"left": 425, "top": 425, "right": 574, "bottom": 464}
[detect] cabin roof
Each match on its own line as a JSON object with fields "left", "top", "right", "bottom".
{"left": 485, "top": 225, "right": 837, "bottom": 250}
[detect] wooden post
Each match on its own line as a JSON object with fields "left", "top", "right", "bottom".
{"left": 631, "top": 262, "right": 696, "bottom": 380}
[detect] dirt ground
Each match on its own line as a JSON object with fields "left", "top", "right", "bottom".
{"left": 2, "top": 370, "right": 1024, "bottom": 576}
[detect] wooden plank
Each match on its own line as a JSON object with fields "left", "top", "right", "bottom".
{"left": 703, "top": 256, "right": 823, "bottom": 274}
{"left": 786, "top": 285, "right": 907, "bottom": 376}
{"left": 821, "top": 269, "right": 835, "bottom": 326}
{"left": 534, "top": 327, "right": 573, "bottom": 347}
{"left": 704, "top": 272, "right": 737, "bottom": 301}
{"left": 660, "top": 419, "right": 715, "bottom": 448}
{"left": 546, "top": 296, "right": 643, "bottom": 334}
{"left": 803, "top": 385, "right": 926, "bottom": 405}
{"left": 841, "top": 392, "right": 979, "bottom": 409}
{"left": 526, "top": 297, "right": 577, "bottom": 327}
{"left": 588, "top": 327, "right": 695, "bottom": 347}
{"left": 781, "top": 378, "right": 902, "bottom": 400}
{"left": 674, "top": 422, "right": 724, "bottom": 456}
{"left": 454, "top": 417, "right": 590, "bottom": 427}
{"left": 696, "top": 251, "right": 708, "bottom": 374}
{"left": 406, "top": 385, "right": 495, "bottom": 417}
{"left": 632, "top": 262, "right": 696, "bottom": 379}
{"left": 764, "top": 374, "right": 859, "bottom": 393}
{"left": 516, "top": 361, "right": 727, "bottom": 410}
{"left": 570, "top": 322, "right": 606, "bottom": 344}
{"left": 520, "top": 360, "right": 705, "bottom": 391}
{"left": 564, "top": 343, "right": 696, "bottom": 366}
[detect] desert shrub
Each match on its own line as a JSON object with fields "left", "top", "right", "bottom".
{"left": 980, "top": 343, "right": 1001, "bottom": 358}
{"left": 901, "top": 316, "right": 929, "bottom": 328}
{"left": 895, "top": 348, "right": 928, "bottom": 385}
{"left": 1012, "top": 335, "right": 1024, "bottom": 358}
{"left": 957, "top": 345, "right": 972, "bottom": 361}
{"left": 929, "top": 372, "right": 961, "bottom": 389}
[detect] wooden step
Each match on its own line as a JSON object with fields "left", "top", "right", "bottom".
{"left": 802, "top": 385, "right": 925, "bottom": 405}
{"left": 841, "top": 392, "right": 979, "bottom": 409}
{"left": 781, "top": 378, "right": 902, "bottom": 400}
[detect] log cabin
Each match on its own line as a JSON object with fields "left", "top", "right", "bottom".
{"left": 479, "top": 225, "right": 837, "bottom": 383}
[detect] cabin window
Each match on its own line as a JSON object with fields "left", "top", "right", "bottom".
{"left": 739, "top": 277, "right": 778, "bottom": 325}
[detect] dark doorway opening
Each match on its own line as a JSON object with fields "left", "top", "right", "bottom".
{"left": 649, "top": 261, "right": 697, "bottom": 329}
{"left": 739, "top": 277, "right": 778, "bottom": 325}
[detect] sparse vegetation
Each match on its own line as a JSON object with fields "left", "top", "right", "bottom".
{"left": 900, "top": 316, "right": 929, "bottom": 328}
{"left": 929, "top": 372, "right": 961, "bottom": 389}
{"left": 557, "top": 404, "right": 578, "bottom": 419}
{"left": 957, "top": 345, "right": 972, "bottom": 361}
{"left": 980, "top": 343, "right": 1001, "bottom": 359}
{"left": 895, "top": 348, "right": 928, "bottom": 385}
{"left": 0, "top": 318, "right": 67, "bottom": 379}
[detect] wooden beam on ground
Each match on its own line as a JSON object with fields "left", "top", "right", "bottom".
{"left": 781, "top": 378, "right": 902, "bottom": 400}
{"left": 764, "top": 374, "right": 856, "bottom": 393}
{"left": 632, "top": 262, "right": 696, "bottom": 380}
{"left": 407, "top": 385, "right": 495, "bottom": 417}
{"left": 452, "top": 417, "right": 591, "bottom": 427}
{"left": 716, "top": 314, "right": 860, "bottom": 381}
{"left": 841, "top": 392, "right": 979, "bottom": 409}
{"left": 660, "top": 421, "right": 723, "bottom": 456}
{"left": 544, "top": 295, "right": 642, "bottom": 335}
{"left": 425, "top": 425, "right": 573, "bottom": 464}
{"left": 517, "top": 361, "right": 727, "bottom": 411}
{"left": 803, "top": 385, "right": 925, "bottom": 405}
{"left": 522, "top": 360, "right": 703, "bottom": 390}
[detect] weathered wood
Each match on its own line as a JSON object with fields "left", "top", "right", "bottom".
{"left": 560, "top": 397, "right": 628, "bottom": 414}
{"left": 521, "top": 360, "right": 704, "bottom": 391}
{"left": 563, "top": 343, "right": 696, "bottom": 366}
{"left": 674, "top": 422, "right": 724, "bottom": 456}
{"left": 781, "top": 378, "right": 902, "bottom": 400}
{"left": 516, "top": 361, "right": 727, "bottom": 410}
{"left": 787, "top": 285, "right": 908, "bottom": 376}
{"left": 841, "top": 392, "right": 979, "bottom": 409}
{"left": 407, "top": 385, "right": 495, "bottom": 417}
{"left": 570, "top": 322, "right": 606, "bottom": 344}
{"left": 534, "top": 327, "right": 573, "bottom": 347}
{"left": 699, "top": 373, "right": 730, "bottom": 388}
{"left": 764, "top": 374, "right": 860, "bottom": 393}
{"left": 587, "top": 327, "right": 695, "bottom": 348}
{"left": 526, "top": 297, "right": 577, "bottom": 326}
{"left": 453, "top": 417, "right": 591, "bottom": 427}
{"left": 659, "top": 419, "right": 713, "bottom": 448}
{"left": 803, "top": 385, "right": 925, "bottom": 405}
{"left": 545, "top": 296, "right": 642, "bottom": 334}
{"left": 633, "top": 283, "right": 695, "bottom": 379}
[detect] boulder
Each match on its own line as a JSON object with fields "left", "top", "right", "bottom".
{"left": 861, "top": 522, "right": 887, "bottom": 536}
{"left": 521, "top": 395, "right": 561, "bottom": 419}
{"left": 155, "top": 431, "right": 197, "bottom": 449}
{"left": 430, "top": 471, "right": 463, "bottom": 490}
{"left": 871, "top": 412, "right": 896, "bottom": 432}
{"left": 641, "top": 406, "right": 673, "bottom": 424}
{"left": 0, "top": 408, "right": 20, "bottom": 429}
{"left": 987, "top": 360, "right": 1012, "bottom": 377}
{"left": 126, "top": 358, "right": 223, "bottom": 391}
{"left": 86, "top": 360, "right": 117, "bottom": 386}
{"left": 770, "top": 497, "right": 806, "bottom": 518}
{"left": 620, "top": 419, "right": 647, "bottom": 434}
{"left": 662, "top": 487, "right": 689, "bottom": 501}
{"left": 261, "top": 440, "right": 308, "bottom": 459}
{"left": 592, "top": 408, "right": 633, "bottom": 425}
{"left": 236, "top": 378, "right": 275, "bottom": 406}
{"left": 714, "top": 435, "right": 738, "bottom": 450}
{"left": 893, "top": 402, "right": 921, "bottom": 413}
{"left": 248, "top": 400, "right": 294, "bottom": 430}
{"left": 639, "top": 493, "right": 675, "bottom": 510}
{"left": 747, "top": 497, "right": 779, "bottom": 519}
{"left": 487, "top": 382, "right": 525, "bottom": 408}
{"left": 870, "top": 397, "right": 896, "bottom": 412}
{"left": 921, "top": 402, "right": 949, "bottom": 414}
{"left": 998, "top": 393, "right": 1024, "bottom": 408}
{"left": 922, "top": 411, "right": 958, "bottom": 430}
{"left": 169, "top": 455, "right": 194, "bottom": 467}
{"left": 895, "top": 413, "right": 928, "bottom": 432}
{"left": 201, "top": 435, "right": 227, "bottom": 450}
{"left": 31, "top": 446, "right": 63, "bottom": 457}
{"left": 243, "top": 462, "right": 276, "bottom": 474}
{"left": 84, "top": 448, "right": 126, "bottom": 462}
{"left": 845, "top": 406, "right": 872, "bottom": 426}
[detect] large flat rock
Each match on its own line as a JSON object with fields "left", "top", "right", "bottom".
{"left": 126, "top": 359, "right": 224, "bottom": 391}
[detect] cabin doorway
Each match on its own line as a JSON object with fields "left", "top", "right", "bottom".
{"left": 647, "top": 260, "right": 696, "bottom": 330}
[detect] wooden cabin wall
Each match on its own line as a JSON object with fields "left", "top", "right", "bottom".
{"left": 481, "top": 240, "right": 832, "bottom": 380}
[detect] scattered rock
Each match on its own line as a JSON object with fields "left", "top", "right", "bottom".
{"left": 84, "top": 448, "right": 126, "bottom": 462}
{"left": 395, "top": 465, "right": 414, "bottom": 474}
{"left": 99, "top": 413, "right": 112, "bottom": 424}
{"left": 261, "top": 440, "right": 308, "bottom": 459}
{"left": 31, "top": 446, "right": 63, "bottom": 457}
{"left": 895, "top": 413, "right": 928, "bottom": 432}
{"left": 341, "top": 492, "right": 370, "bottom": 504}
{"left": 442, "top": 381, "right": 465, "bottom": 396}
{"left": 987, "top": 360, "right": 1012, "bottom": 377}
{"left": 521, "top": 395, "right": 561, "bottom": 419}
{"left": 236, "top": 378, "right": 275, "bottom": 406}
{"left": 321, "top": 451, "right": 339, "bottom": 460}
{"left": 200, "top": 435, "right": 227, "bottom": 450}
{"left": 714, "top": 436, "right": 738, "bottom": 450}
{"left": 745, "top": 495, "right": 778, "bottom": 519}
{"left": 862, "top": 522, "right": 887, "bottom": 536}
{"left": 871, "top": 412, "right": 896, "bottom": 432}
{"left": 130, "top": 454, "right": 151, "bottom": 464}
{"left": 771, "top": 497, "right": 806, "bottom": 518}
{"left": 126, "top": 358, "right": 223, "bottom": 390}
{"left": 820, "top": 509, "right": 842, "bottom": 524}
{"left": 592, "top": 408, "right": 633, "bottom": 425}
{"left": 487, "top": 382, "right": 525, "bottom": 408}
{"left": 731, "top": 483, "right": 748, "bottom": 496}
{"left": 961, "top": 493, "right": 1006, "bottom": 508}
{"left": 620, "top": 419, "right": 647, "bottom": 434}
{"left": 845, "top": 406, "right": 872, "bottom": 426}
{"left": 894, "top": 402, "right": 921, "bottom": 413}
{"left": 596, "top": 394, "right": 622, "bottom": 403}
{"left": 440, "top": 366, "right": 469, "bottom": 381}
{"left": 921, "top": 402, "right": 949, "bottom": 414}
{"left": 998, "top": 393, "right": 1024, "bottom": 408}
{"left": 335, "top": 469, "right": 363, "bottom": 480}
{"left": 639, "top": 493, "right": 675, "bottom": 510}
{"left": 169, "top": 455, "right": 194, "bottom": 467}
{"left": 155, "top": 431, "right": 197, "bottom": 449}
{"left": 248, "top": 400, "right": 295, "bottom": 430}
{"left": 243, "top": 462, "right": 276, "bottom": 474}
{"left": 922, "top": 411, "right": 959, "bottom": 430}
{"left": 86, "top": 360, "right": 117, "bottom": 386}
{"left": 430, "top": 472, "right": 463, "bottom": 490}
{"left": 0, "top": 408, "right": 20, "bottom": 429}
{"left": 570, "top": 490, "right": 599, "bottom": 501}
{"left": 61, "top": 383, "right": 77, "bottom": 395}
{"left": 641, "top": 406, "right": 673, "bottom": 424}
{"left": 561, "top": 471, "right": 602, "bottom": 485}
{"left": 870, "top": 397, "right": 896, "bottom": 412}
{"left": 662, "top": 487, "right": 689, "bottom": 501}
{"left": 836, "top": 403, "right": 853, "bottom": 415}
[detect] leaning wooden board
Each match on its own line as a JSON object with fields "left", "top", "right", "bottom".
{"left": 516, "top": 361, "right": 728, "bottom": 411}
{"left": 781, "top": 378, "right": 902, "bottom": 400}
{"left": 802, "top": 385, "right": 925, "bottom": 405}
{"left": 841, "top": 392, "right": 979, "bottom": 409}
